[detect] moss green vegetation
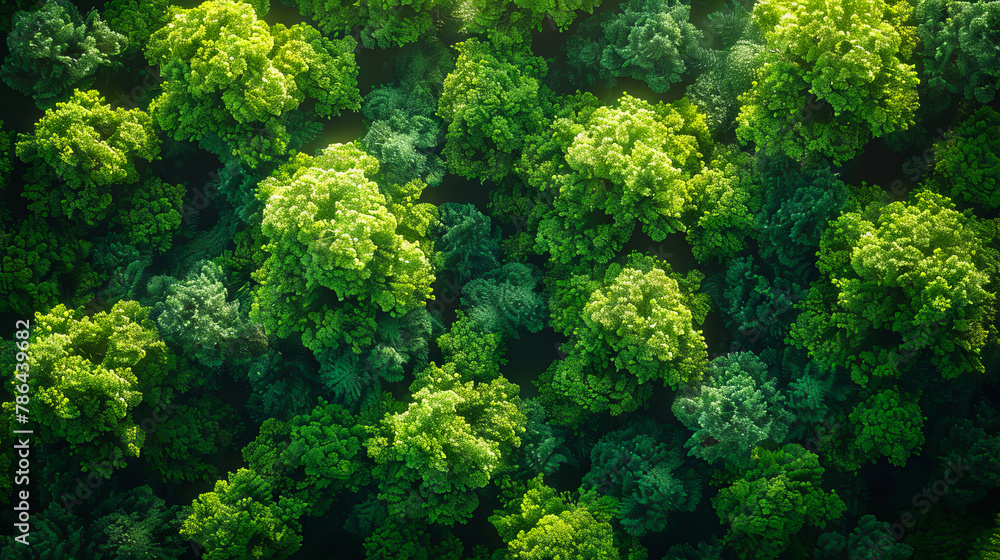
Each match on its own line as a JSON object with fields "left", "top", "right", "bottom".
{"left": 1, "top": 0, "right": 998, "bottom": 558}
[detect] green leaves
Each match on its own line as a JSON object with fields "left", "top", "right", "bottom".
{"left": 367, "top": 362, "right": 525, "bottom": 525}
{"left": 1, "top": 0, "right": 126, "bottom": 108}
{"left": 917, "top": 0, "right": 1000, "bottom": 108}
{"left": 155, "top": 260, "right": 245, "bottom": 368}
{"left": 712, "top": 444, "right": 846, "bottom": 560}
{"left": 567, "top": 0, "right": 703, "bottom": 93}
{"left": 28, "top": 301, "right": 183, "bottom": 472}
{"left": 581, "top": 419, "right": 702, "bottom": 537}
{"left": 251, "top": 143, "right": 436, "bottom": 355}
{"left": 790, "top": 189, "right": 998, "bottom": 386}
{"left": 438, "top": 38, "right": 548, "bottom": 183}
{"left": 672, "top": 352, "right": 794, "bottom": 468}
{"left": 145, "top": 0, "right": 360, "bottom": 168}
{"left": 17, "top": 89, "right": 161, "bottom": 224}
{"left": 180, "top": 469, "right": 304, "bottom": 560}
{"left": 848, "top": 388, "right": 926, "bottom": 467}
{"left": 737, "top": 0, "right": 920, "bottom": 164}
{"left": 543, "top": 255, "right": 709, "bottom": 420}
{"left": 535, "top": 94, "right": 712, "bottom": 265}
{"left": 930, "top": 106, "right": 1000, "bottom": 209}
{"left": 490, "top": 475, "right": 623, "bottom": 560}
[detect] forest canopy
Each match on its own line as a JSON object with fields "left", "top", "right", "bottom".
{"left": 0, "top": 0, "right": 998, "bottom": 558}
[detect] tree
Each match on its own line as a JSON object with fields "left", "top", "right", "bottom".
{"left": 366, "top": 362, "right": 526, "bottom": 525}
{"left": 536, "top": 95, "right": 712, "bottom": 265}
{"left": 155, "top": 260, "right": 246, "bottom": 369}
{"left": 243, "top": 398, "right": 371, "bottom": 516}
{"left": 672, "top": 352, "right": 794, "bottom": 468}
{"left": 489, "top": 475, "right": 624, "bottom": 560}
{"left": 789, "top": 189, "right": 999, "bottom": 387}
{"left": 461, "top": 263, "right": 546, "bottom": 340}
{"left": 437, "top": 38, "right": 548, "bottom": 183}
{"left": 250, "top": 143, "right": 437, "bottom": 355}
{"left": 359, "top": 44, "right": 452, "bottom": 186}
{"left": 970, "top": 512, "right": 1000, "bottom": 560}
{"left": 27, "top": 301, "right": 190, "bottom": 474}
{"left": 364, "top": 516, "right": 465, "bottom": 560}
{"left": 708, "top": 255, "right": 806, "bottom": 356}
{"left": 456, "top": 0, "right": 601, "bottom": 39}
{"left": 288, "top": 0, "right": 444, "bottom": 49}
{"left": 436, "top": 311, "right": 505, "bottom": 383}
{"left": 101, "top": 0, "right": 171, "bottom": 59}
{"left": 0, "top": 502, "right": 99, "bottom": 558}
{"left": 90, "top": 485, "right": 188, "bottom": 559}
{"left": 662, "top": 539, "right": 725, "bottom": 560}
{"left": 736, "top": 0, "right": 920, "bottom": 164}
{"left": 0, "top": 217, "right": 100, "bottom": 315}
{"left": 687, "top": 1, "right": 766, "bottom": 137}
{"left": 937, "top": 402, "right": 1000, "bottom": 511}
{"left": 15, "top": 89, "right": 183, "bottom": 252}
{"left": 513, "top": 399, "right": 573, "bottom": 477}
{"left": 142, "top": 394, "right": 244, "bottom": 485}
{"left": 16, "top": 89, "right": 160, "bottom": 222}
{"left": 545, "top": 254, "right": 709, "bottom": 418}
{"left": 180, "top": 468, "right": 303, "bottom": 560}
{"left": 813, "top": 514, "right": 914, "bottom": 560}
{"left": 0, "top": 0, "right": 126, "bottom": 108}
{"left": 318, "top": 308, "right": 434, "bottom": 410}
{"left": 433, "top": 203, "right": 501, "bottom": 283}
{"left": 916, "top": 0, "right": 1000, "bottom": 109}
{"left": 566, "top": 0, "right": 704, "bottom": 93}
{"left": 581, "top": 418, "right": 701, "bottom": 537}
{"left": 361, "top": 91, "right": 445, "bottom": 188}
{"left": 145, "top": 0, "right": 361, "bottom": 168}
{"left": 846, "top": 388, "right": 926, "bottom": 467}
{"left": 752, "top": 153, "right": 849, "bottom": 278}
{"left": 682, "top": 146, "right": 762, "bottom": 263}
{"left": 712, "top": 443, "right": 846, "bottom": 560}
{"left": 929, "top": 106, "right": 1000, "bottom": 209}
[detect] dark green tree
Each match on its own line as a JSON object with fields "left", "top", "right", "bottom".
{"left": 929, "top": 106, "right": 1000, "bottom": 209}
{"left": 567, "top": 0, "right": 703, "bottom": 93}
{"left": 712, "top": 443, "right": 846, "bottom": 560}
{"left": 142, "top": 394, "right": 244, "bottom": 485}
{"left": 461, "top": 263, "right": 546, "bottom": 340}
{"left": 0, "top": 217, "right": 99, "bottom": 315}
{"left": 101, "top": 0, "right": 171, "bottom": 59}
{"left": 672, "top": 352, "right": 794, "bottom": 468}
{"left": 154, "top": 260, "right": 247, "bottom": 369}
{"left": 0, "top": 0, "right": 126, "bottom": 108}
{"left": 813, "top": 514, "right": 914, "bottom": 560}
{"left": 916, "top": 0, "right": 1000, "bottom": 109}
{"left": 581, "top": 419, "right": 701, "bottom": 537}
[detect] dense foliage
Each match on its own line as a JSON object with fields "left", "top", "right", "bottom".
{"left": 1, "top": 0, "right": 999, "bottom": 558}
